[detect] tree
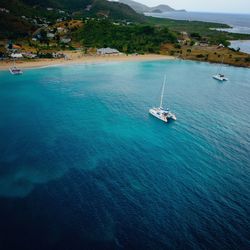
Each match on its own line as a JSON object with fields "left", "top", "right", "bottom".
{"left": 217, "top": 39, "right": 230, "bottom": 47}
{"left": 190, "top": 40, "right": 195, "bottom": 46}
{"left": 190, "top": 32, "right": 201, "bottom": 40}
{"left": 40, "top": 29, "right": 48, "bottom": 44}
{"left": 75, "top": 19, "right": 177, "bottom": 54}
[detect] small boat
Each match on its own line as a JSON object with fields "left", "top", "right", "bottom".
{"left": 9, "top": 66, "right": 23, "bottom": 75}
{"left": 213, "top": 56, "right": 228, "bottom": 81}
{"left": 149, "top": 75, "right": 177, "bottom": 123}
{"left": 213, "top": 73, "right": 228, "bottom": 81}
{"left": 9, "top": 60, "right": 23, "bottom": 75}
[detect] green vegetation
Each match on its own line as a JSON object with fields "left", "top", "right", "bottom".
{"left": 147, "top": 17, "right": 229, "bottom": 33}
{"left": 1, "top": 0, "right": 250, "bottom": 45}
{"left": 0, "top": 0, "right": 249, "bottom": 67}
{"left": 0, "top": 0, "right": 145, "bottom": 38}
{"left": 0, "top": 12, "right": 35, "bottom": 39}
{"left": 161, "top": 44, "right": 250, "bottom": 67}
{"left": 74, "top": 19, "right": 177, "bottom": 53}
{"left": 147, "top": 17, "right": 250, "bottom": 44}
{"left": 196, "top": 54, "right": 205, "bottom": 58}
{"left": 0, "top": 0, "right": 144, "bottom": 22}
{"left": 21, "top": 0, "right": 92, "bottom": 10}
{"left": 84, "top": 0, "right": 145, "bottom": 22}
{"left": 0, "top": 0, "right": 65, "bottom": 20}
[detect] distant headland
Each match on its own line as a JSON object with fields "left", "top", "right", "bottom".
{"left": 118, "top": 0, "right": 186, "bottom": 13}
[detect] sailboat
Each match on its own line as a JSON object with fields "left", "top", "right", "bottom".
{"left": 9, "top": 59, "right": 23, "bottom": 75}
{"left": 149, "top": 75, "right": 177, "bottom": 123}
{"left": 213, "top": 55, "right": 228, "bottom": 81}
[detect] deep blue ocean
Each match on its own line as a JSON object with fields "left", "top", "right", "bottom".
{"left": 0, "top": 60, "right": 250, "bottom": 250}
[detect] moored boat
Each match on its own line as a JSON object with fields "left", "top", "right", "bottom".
{"left": 9, "top": 66, "right": 23, "bottom": 75}
{"left": 213, "top": 74, "right": 228, "bottom": 81}
{"left": 9, "top": 59, "right": 23, "bottom": 75}
{"left": 149, "top": 75, "right": 177, "bottom": 123}
{"left": 213, "top": 55, "right": 228, "bottom": 81}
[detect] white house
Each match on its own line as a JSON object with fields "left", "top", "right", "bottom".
{"left": 47, "top": 33, "right": 55, "bottom": 39}
{"left": 52, "top": 52, "right": 65, "bottom": 59}
{"left": 57, "top": 27, "right": 65, "bottom": 33}
{"left": 0, "top": 8, "right": 10, "bottom": 13}
{"left": 85, "top": 5, "right": 92, "bottom": 11}
{"left": 97, "top": 48, "right": 120, "bottom": 55}
{"left": 22, "top": 52, "right": 37, "bottom": 59}
{"left": 11, "top": 53, "right": 23, "bottom": 58}
{"left": 218, "top": 44, "right": 225, "bottom": 48}
{"left": 60, "top": 38, "right": 71, "bottom": 44}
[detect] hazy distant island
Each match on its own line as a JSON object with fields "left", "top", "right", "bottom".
{"left": 0, "top": 0, "right": 249, "bottom": 68}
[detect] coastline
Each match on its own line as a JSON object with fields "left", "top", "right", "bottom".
{"left": 161, "top": 44, "right": 250, "bottom": 68}
{"left": 1, "top": 49, "right": 248, "bottom": 71}
{"left": 0, "top": 53, "right": 175, "bottom": 71}
{"left": 229, "top": 40, "right": 250, "bottom": 54}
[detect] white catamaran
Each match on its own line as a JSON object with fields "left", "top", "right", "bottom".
{"left": 149, "top": 75, "right": 177, "bottom": 123}
{"left": 213, "top": 56, "right": 228, "bottom": 81}
{"left": 9, "top": 60, "right": 23, "bottom": 75}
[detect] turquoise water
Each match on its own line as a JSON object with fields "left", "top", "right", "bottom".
{"left": 0, "top": 60, "right": 250, "bottom": 249}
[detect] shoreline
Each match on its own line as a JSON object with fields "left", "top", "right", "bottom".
{"left": 0, "top": 53, "right": 175, "bottom": 71}
{"left": 161, "top": 44, "right": 250, "bottom": 68}
{"left": 1, "top": 51, "right": 248, "bottom": 71}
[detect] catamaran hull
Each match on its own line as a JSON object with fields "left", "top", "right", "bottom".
{"left": 149, "top": 75, "right": 177, "bottom": 123}
{"left": 149, "top": 109, "right": 168, "bottom": 123}
{"left": 213, "top": 75, "right": 228, "bottom": 81}
{"left": 9, "top": 68, "right": 23, "bottom": 75}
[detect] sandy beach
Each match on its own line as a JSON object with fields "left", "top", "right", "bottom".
{"left": 0, "top": 51, "right": 174, "bottom": 71}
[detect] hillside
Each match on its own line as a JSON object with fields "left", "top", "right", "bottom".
{"left": 118, "top": 0, "right": 185, "bottom": 14}
{"left": 85, "top": 0, "right": 145, "bottom": 21}
{"left": 118, "top": 0, "right": 150, "bottom": 13}
{"left": 0, "top": 12, "right": 36, "bottom": 39}
{"left": 0, "top": 0, "right": 145, "bottom": 38}
{"left": 21, "top": 0, "right": 92, "bottom": 10}
{"left": 0, "top": 0, "right": 144, "bottom": 19}
{"left": 150, "top": 5, "right": 175, "bottom": 13}
{"left": 74, "top": 19, "right": 177, "bottom": 53}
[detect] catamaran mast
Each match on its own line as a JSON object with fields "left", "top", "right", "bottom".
{"left": 160, "top": 75, "right": 166, "bottom": 108}
{"left": 217, "top": 55, "right": 225, "bottom": 74}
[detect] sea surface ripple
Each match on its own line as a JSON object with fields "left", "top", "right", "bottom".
{"left": 0, "top": 60, "right": 249, "bottom": 250}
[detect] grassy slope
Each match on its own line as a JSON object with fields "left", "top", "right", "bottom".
{"left": 161, "top": 44, "right": 250, "bottom": 68}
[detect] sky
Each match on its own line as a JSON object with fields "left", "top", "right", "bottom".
{"left": 132, "top": 0, "right": 250, "bottom": 14}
